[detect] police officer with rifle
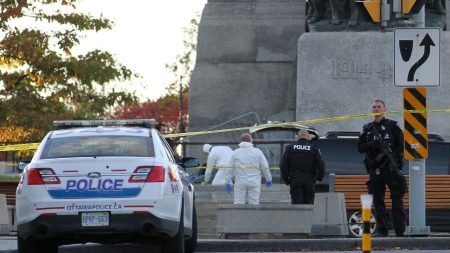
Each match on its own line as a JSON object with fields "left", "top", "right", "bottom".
{"left": 358, "top": 99, "right": 407, "bottom": 237}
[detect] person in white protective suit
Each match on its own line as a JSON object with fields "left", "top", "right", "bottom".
{"left": 202, "top": 144, "right": 233, "bottom": 185}
{"left": 226, "top": 133, "right": 272, "bottom": 205}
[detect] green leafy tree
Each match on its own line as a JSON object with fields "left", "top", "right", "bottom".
{"left": 0, "top": 0, "right": 137, "bottom": 134}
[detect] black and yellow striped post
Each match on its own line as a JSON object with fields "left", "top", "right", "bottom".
{"left": 403, "top": 87, "right": 428, "bottom": 160}
{"left": 361, "top": 194, "right": 373, "bottom": 253}
{"left": 403, "top": 87, "right": 430, "bottom": 235}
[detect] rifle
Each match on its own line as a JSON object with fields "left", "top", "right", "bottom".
{"left": 369, "top": 123, "right": 408, "bottom": 194}
{"left": 370, "top": 123, "right": 400, "bottom": 172}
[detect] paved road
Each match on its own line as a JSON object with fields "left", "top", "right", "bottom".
{"left": 2, "top": 236, "right": 450, "bottom": 253}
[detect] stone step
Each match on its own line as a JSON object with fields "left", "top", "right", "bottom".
{"left": 196, "top": 201, "right": 220, "bottom": 205}
{"left": 197, "top": 213, "right": 218, "bottom": 220}
{"left": 196, "top": 198, "right": 295, "bottom": 235}
{"left": 198, "top": 219, "right": 218, "bottom": 234}
{"left": 198, "top": 227, "right": 216, "bottom": 235}
{"left": 198, "top": 224, "right": 216, "bottom": 230}
{"left": 198, "top": 227, "right": 217, "bottom": 235}
{"left": 198, "top": 233, "right": 221, "bottom": 239}
{"left": 195, "top": 201, "right": 221, "bottom": 207}
{"left": 196, "top": 204, "right": 220, "bottom": 210}
{"left": 197, "top": 230, "right": 218, "bottom": 235}
{"left": 197, "top": 210, "right": 219, "bottom": 216}
{"left": 196, "top": 189, "right": 290, "bottom": 195}
{"left": 196, "top": 194, "right": 291, "bottom": 200}
{"left": 196, "top": 193, "right": 292, "bottom": 201}
{"left": 196, "top": 199, "right": 291, "bottom": 205}
{"left": 195, "top": 184, "right": 290, "bottom": 192}
{"left": 196, "top": 190, "right": 290, "bottom": 195}
{"left": 213, "top": 192, "right": 290, "bottom": 198}
{"left": 198, "top": 218, "right": 217, "bottom": 225}
{"left": 195, "top": 204, "right": 222, "bottom": 211}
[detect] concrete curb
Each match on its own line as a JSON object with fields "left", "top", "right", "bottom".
{"left": 1, "top": 237, "right": 450, "bottom": 252}
{"left": 197, "top": 238, "right": 356, "bottom": 252}
{"left": 197, "top": 237, "right": 450, "bottom": 251}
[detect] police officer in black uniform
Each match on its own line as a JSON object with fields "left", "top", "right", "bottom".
{"left": 358, "top": 99, "right": 406, "bottom": 237}
{"left": 280, "top": 129, "right": 325, "bottom": 204}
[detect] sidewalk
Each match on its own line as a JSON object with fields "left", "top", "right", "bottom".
{"left": 2, "top": 236, "right": 450, "bottom": 252}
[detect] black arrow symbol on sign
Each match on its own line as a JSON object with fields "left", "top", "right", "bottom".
{"left": 407, "top": 33, "right": 435, "bottom": 82}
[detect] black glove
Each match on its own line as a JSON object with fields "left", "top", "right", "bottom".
{"left": 397, "top": 159, "right": 404, "bottom": 170}
{"left": 283, "top": 177, "right": 290, "bottom": 185}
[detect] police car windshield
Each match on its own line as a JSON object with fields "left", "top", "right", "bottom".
{"left": 40, "top": 135, "right": 154, "bottom": 159}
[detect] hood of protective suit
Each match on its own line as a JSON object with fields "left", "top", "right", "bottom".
{"left": 203, "top": 143, "right": 212, "bottom": 153}
{"left": 238, "top": 142, "right": 253, "bottom": 148}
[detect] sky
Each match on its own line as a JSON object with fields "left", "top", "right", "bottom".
{"left": 74, "top": 0, "right": 207, "bottom": 101}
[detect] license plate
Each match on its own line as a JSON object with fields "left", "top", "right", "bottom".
{"left": 81, "top": 212, "right": 109, "bottom": 227}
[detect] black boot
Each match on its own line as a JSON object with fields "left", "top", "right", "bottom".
{"left": 376, "top": 228, "right": 388, "bottom": 237}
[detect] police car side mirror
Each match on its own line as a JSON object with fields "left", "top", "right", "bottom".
{"left": 181, "top": 157, "right": 200, "bottom": 168}
{"left": 310, "top": 133, "right": 319, "bottom": 142}
{"left": 17, "top": 161, "right": 30, "bottom": 172}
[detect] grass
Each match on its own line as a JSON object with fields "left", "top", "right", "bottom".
{"left": 0, "top": 174, "right": 20, "bottom": 181}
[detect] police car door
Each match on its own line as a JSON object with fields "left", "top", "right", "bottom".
{"left": 158, "top": 135, "right": 193, "bottom": 229}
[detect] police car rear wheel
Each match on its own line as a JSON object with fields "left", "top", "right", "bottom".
{"left": 161, "top": 202, "right": 185, "bottom": 253}
{"left": 18, "top": 237, "right": 58, "bottom": 253}
{"left": 185, "top": 203, "right": 197, "bottom": 253}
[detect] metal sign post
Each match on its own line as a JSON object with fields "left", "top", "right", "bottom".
{"left": 394, "top": 19, "right": 439, "bottom": 235}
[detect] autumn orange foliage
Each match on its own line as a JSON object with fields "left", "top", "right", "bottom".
{"left": 114, "top": 92, "right": 189, "bottom": 133}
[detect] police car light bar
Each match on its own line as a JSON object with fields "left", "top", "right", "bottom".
{"left": 53, "top": 119, "right": 157, "bottom": 130}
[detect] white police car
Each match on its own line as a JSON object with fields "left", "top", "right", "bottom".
{"left": 16, "top": 120, "right": 199, "bottom": 253}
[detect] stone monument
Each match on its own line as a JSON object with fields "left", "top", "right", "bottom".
{"left": 188, "top": 0, "right": 308, "bottom": 160}
{"left": 188, "top": 0, "right": 448, "bottom": 161}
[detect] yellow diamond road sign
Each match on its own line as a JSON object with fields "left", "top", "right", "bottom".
{"left": 403, "top": 87, "right": 428, "bottom": 160}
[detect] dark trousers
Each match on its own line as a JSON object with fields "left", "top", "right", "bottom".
{"left": 289, "top": 175, "right": 315, "bottom": 204}
{"left": 367, "top": 170, "right": 406, "bottom": 236}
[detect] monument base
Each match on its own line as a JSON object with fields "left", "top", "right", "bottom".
{"left": 405, "top": 226, "right": 431, "bottom": 236}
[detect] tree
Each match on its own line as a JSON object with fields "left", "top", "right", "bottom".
{"left": 114, "top": 92, "right": 189, "bottom": 133}
{"left": 165, "top": 15, "right": 199, "bottom": 133}
{"left": 114, "top": 13, "right": 199, "bottom": 134}
{"left": 0, "top": 0, "right": 137, "bottom": 135}
{"left": 0, "top": 127, "right": 45, "bottom": 143}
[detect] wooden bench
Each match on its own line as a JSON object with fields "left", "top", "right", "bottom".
{"left": 0, "top": 180, "right": 19, "bottom": 205}
{"left": 332, "top": 175, "right": 450, "bottom": 210}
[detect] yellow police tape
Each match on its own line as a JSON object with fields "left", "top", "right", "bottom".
{"left": 0, "top": 163, "right": 20, "bottom": 167}
{"left": 164, "top": 109, "right": 450, "bottom": 138}
{"left": 0, "top": 143, "right": 40, "bottom": 152}
{"left": 1, "top": 108, "right": 450, "bottom": 152}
